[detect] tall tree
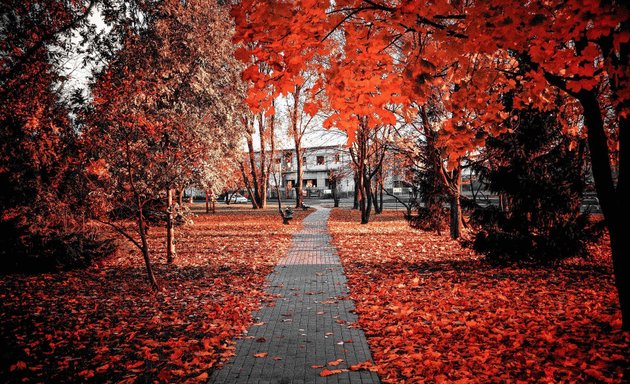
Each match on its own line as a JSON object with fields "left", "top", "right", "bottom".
{"left": 0, "top": 0, "right": 124, "bottom": 270}
{"left": 240, "top": 110, "right": 276, "bottom": 209}
{"left": 86, "top": 0, "right": 244, "bottom": 287}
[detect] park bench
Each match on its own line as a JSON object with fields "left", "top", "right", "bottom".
{"left": 282, "top": 208, "right": 294, "bottom": 224}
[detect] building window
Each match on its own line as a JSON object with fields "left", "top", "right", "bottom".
{"left": 317, "top": 155, "right": 325, "bottom": 165}
{"left": 275, "top": 157, "right": 281, "bottom": 165}
{"left": 302, "top": 156, "right": 307, "bottom": 166}
{"left": 335, "top": 153, "right": 340, "bottom": 163}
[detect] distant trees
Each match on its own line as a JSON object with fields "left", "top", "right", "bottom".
{"left": 349, "top": 121, "right": 391, "bottom": 224}
{"left": 240, "top": 110, "right": 276, "bottom": 209}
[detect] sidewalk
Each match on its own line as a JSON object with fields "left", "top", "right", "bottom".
{"left": 210, "top": 206, "right": 380, "bottom": 384}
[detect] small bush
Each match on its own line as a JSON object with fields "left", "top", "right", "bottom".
{"left": 0, "top": 219, "right": 117, "bottom": 273}
{"left": 472, "top": 210, "right": 592, "bottom": 263}
{"left": 407, "top": 206, "right": 449, "bottom": 233}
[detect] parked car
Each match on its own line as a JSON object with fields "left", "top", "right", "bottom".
{"left": 227, "top": 193, "right": 248, "bottom": 204}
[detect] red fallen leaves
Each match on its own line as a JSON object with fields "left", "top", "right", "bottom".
{"left": 327, "top": 358, "right": 344, "bottom": 366}
{"left": 314, "top": 358, "right": 379, "bottom": 377}
{"left": 320, "top": 368, "right": 348, "bottom": 376}
{"left": 349, "top": 360, "right": 378, "bottom": 372}
{"left": 329, "top": 209, "right": 630, "bottom": 383}
{"left": 0, "top": 205, "right": 307, "bottom": 383}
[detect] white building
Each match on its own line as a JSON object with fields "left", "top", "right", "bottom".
{"left": 270, "top": 143, "right": 355, "bottom": 199}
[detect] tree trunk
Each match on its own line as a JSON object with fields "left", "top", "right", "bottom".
{"left": 258, "top": 111, "right": 272, "bottom": 209}
{"left": 379, "top": 181, "right": 384, "bottom": 213}
{"left": 373, "top": 178, "right": 383, "bottom": 214}
{"left": 360, "top": 171, "right": 372, "bottom": 224}
{"left": 353, "top": 173, "right": 359, "bottom": 209}
{"left": 246, "top": 131, "right": 262, "bottom": 209}
{"left": 332, "top": 178, "right": 340, "bottom": 208}
{"left": 138, "top": 209, "right": 158, "bottom": 290}
{"left": 205, "top": 191, "right": 210, "bottom": 213}
{"left": 449, "top": 164, "right": 463, "bottom": 240}
{"left": 291, "top": 86, "right": 304, "bottom": 209}
{"left": 450, "top": 165, "right": 463, "bottom": 240}
{"left": 295, "top": 147, "right": 304, "bottom": 208}
{"left": 238, "top": 161, "right": 259, "bottom": 209}
{"left": 372, "top": 186, "right": 381, "bottom": 214}
{"left": 166, "top": 189, "right": 176, "bottom": 264}
{"left": 579, "top": 90, "right": 629, "bottom": 330}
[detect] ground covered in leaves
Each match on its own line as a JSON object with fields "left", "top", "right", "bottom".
{"left": 0, "top": 204, "right": 306, "bottom": 383}
{"left": 329, "top": 209, "right": 629, "bottom": 383}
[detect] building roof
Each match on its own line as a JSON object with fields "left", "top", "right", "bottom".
{"left": 245, "top": 127, "right": 349, "bottom": 152}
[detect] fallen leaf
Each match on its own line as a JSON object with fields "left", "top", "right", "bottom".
{"left": 320, "top": 368, "right": 348, "bottom": 377}
{"left": 327, "top": 359, "right": 344, "bottom": 366}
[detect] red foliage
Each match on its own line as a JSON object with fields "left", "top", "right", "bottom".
{"left": 329, "top": 209, "right": 629, "bottom": 383}
{"left": 0, "top": 206, "right": 307, "bottom": 383}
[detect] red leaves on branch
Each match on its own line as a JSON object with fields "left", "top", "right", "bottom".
{"left": 329, "top": 209, "right": 629, "bottom": 383}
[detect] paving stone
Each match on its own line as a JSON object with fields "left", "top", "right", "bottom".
{"left": 210, "top": 206, "right": 380, "bottom": 384}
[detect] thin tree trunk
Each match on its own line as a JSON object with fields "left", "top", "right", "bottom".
{"left": 246, "top": 130, "right": 262, "bottom": 209}
{"left": 138, "top": 207, "right": 158, "bottom": 290}
{"left": 238, "top": 161, "right": 259, "bottom": 209}
{"left": 124, "top": 135, "right": 158, "bottom": 290}
{"left": 372, "top": 185, "right": 381, "bottom": 214}
{"left": 332, "top": 178, "right": 340, "bottom": 207}
{"left": 379, "top": 180, "right": 384, "bottom": 212}
{"left": 295, "top": 146, "right": 304, "bottom": 208}
{"left": 166, "top": 189, "right": 176, "bottom": 264}
{"left": 205, "top": 191, "right": 210, "bottom": 213}
{"left": 291, "top": 85, "right": 304, "bottom": 209}
{"left": 353, "top": 173, "right": 359, "bottom": 209}
{"left": 373, "top": 178, "right": 384, "bottom": 214}
{"left": 449, "top": 165, "right": 463, "bottom": 240}
{"left": 361, "top": 172, "right": 373, "bottom": 224}
{"left": 258, "top": 112, "right": 271, "bottom": 209}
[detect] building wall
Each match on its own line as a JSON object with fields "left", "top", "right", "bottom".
{"left": 266, "top": 145, "right": 408, "bottom": 198}
{"left": 272, "top": 145, "right": 355, "bottom": 195}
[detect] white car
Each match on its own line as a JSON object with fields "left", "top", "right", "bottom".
{"left": 228, "top": 193, "right": 248, "bottom": 204}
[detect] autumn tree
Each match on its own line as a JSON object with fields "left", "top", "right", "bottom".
{"left": 240, "top": 109, "right": 276, "bottom": 209}
{"left": 285, "top": 75, "right": 324, "bottom": 208}
{"left": 0, "top": 0, "right": 126, "bottom": 270}
{"left": 86, "top": 0, "right": 244, "bottom": 287}
{"left": 347, "top": 120, "right": 391, "bottom": 223}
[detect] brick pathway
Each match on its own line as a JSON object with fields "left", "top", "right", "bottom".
{"left": 210, "top": 206, "right": 380, "bottom": 384}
